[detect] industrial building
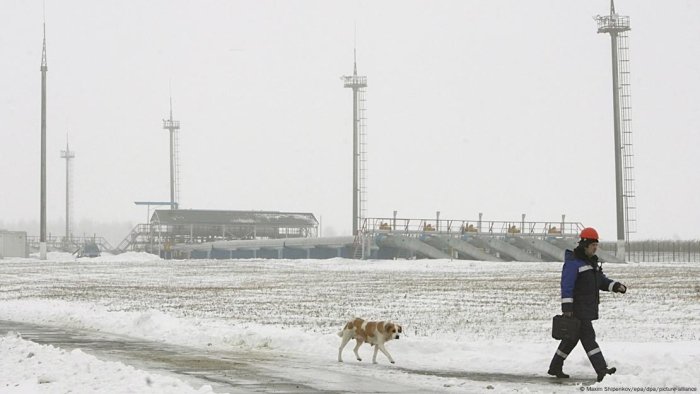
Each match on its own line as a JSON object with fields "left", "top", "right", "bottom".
{"left": 118, "top": 209, "right": 319, "bottom": 258}
{"left": 0, "top": 230, "right": 28, "bottom": 258}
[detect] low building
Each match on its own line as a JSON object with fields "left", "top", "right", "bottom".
{"left": 137, "top": 209, "right": 318, "bottom": 258}
{"left": 0, "top": 230, "right": 28, "bottom": 258}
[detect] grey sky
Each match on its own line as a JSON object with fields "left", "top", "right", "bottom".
{"left": 1, "top": 0, "right": 699, "bottom": 240}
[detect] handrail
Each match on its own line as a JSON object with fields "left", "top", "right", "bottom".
{"left": 362, "top": 217, "right": 583, "bottom": 238}
{"left": 26, "top": 235, "right": 114, "bottom": 252}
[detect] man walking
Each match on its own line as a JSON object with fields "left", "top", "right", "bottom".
{"left": 548, "top": 227, "right": 627, "bottom": 382}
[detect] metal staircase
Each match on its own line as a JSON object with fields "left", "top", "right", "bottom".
{"left": 115, "top": 223, "right": 160, "bottom": 253}
{"left": 352, "top": 236, "right": 364, "bottom": 260}
{"left": 352, "top": 219, "right": 369, "bottom": 259}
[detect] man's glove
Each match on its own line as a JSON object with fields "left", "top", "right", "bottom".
{"left": 562, "top": 311, "right": 574, "bottom": 318}
{"left": 613, "top": 282, "right": 627, "bottom": 293}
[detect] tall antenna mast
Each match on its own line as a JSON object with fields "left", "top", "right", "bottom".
{"left": 595, "top": 0, "right": 637, "bottom": 260}
{"left": 60, "top": 137, "right": 75, "bottom": 243}
{"left": 342, "top": 45, "right": 368, "bottom": 236}
{"left": 39, "top": 13, "right": 48, "bottom": 260}
{"left": 162, "top": 92, "right": 181, "bottom": 210}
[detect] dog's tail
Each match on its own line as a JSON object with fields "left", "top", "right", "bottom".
{"left": 337, "top": 320, "right": 356, "bottom": 337}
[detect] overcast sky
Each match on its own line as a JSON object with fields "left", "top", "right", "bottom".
{"left": 1, "top": 0, "right": 699, "bottom": 240}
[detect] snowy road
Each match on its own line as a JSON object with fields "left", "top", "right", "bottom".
{"left": 0, "top": 320, "right": 312, "bottom": 393}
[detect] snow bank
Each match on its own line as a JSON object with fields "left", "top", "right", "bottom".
{"left": 23, "top": 251, "right": 162, "bottom": 263}
{"left": 0, "top": 332, "right": 214, "bottom": 394}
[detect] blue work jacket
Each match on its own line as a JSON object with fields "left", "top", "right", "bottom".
{"left": 560, "top": 248, "right": 619, "bottom": 321}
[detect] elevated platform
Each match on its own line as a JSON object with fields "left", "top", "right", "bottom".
{"left": 27, "top": 235, "right": 113, "bottom": 254}
{"left": 361, "top": 217, "right": 623, "bottom": 263}
{"left": 164, "top": 233, "right": 622, "bottom": 263}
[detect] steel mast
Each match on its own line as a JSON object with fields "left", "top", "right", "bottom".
{"left": 595, "top": 0, "right": 637, "bottom": 259}
{"left": 60, "top": 138, "right": 75, "bottom": 242}
{"left": 39, "top": 22, "right": 48, "bottom": 260}
{"left": 342, "top": 50, "right": 368, "bottom": 236}
{"left": 162, "top": 96, "right": 180, "bottom": 210}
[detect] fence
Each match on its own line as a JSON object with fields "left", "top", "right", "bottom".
{"left": 600, "top": 240, "right": 700, "bottom": 262}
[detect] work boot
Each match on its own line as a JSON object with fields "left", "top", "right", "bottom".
{"left": 596, "top": 367, "right": 616, "bottom": 382}
{"left": 547, "top": 369, "right": 570, "bottom": 379}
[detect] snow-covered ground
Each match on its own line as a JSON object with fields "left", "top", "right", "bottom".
{"left": 1, "top": 252, "right": 699, "bottom": 393}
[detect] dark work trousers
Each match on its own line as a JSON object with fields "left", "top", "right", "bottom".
{"left": 549, "top": 319, "right": 607, "bottom": 373}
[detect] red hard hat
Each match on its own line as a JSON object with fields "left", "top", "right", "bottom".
{"left": 580, "top": 227, "right": 599, "bottom": 241}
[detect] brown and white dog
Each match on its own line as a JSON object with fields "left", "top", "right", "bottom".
{"left": 337, "top": 318, "right": 403, "bottom": 364}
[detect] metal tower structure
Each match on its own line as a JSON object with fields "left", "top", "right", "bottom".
{"left": 595, "top": 0, "right": 637, "bottom": 259}
{"left": 162, "top": 96, "right": 180, "bottom": 210}
{"left": 39, "top": 22, "right": 48, "bottom": 260}
{"left": 60, "top": 139, "right": 75, "bottom": 242}
{"left": 342, "top": 50, "right": 368, "bottom": 236}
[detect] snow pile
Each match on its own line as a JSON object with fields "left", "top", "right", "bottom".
{"left": 0, "top": 300, "right": 319, "bottom": 352}
{"left": 26, "top": 251, "right": 76, "bottom": 261}
{"left": 0, "top": 332, "right": 215, "bottom": 394}
{"left": 87, "top": 251, "right": 163, "bottom": 262}
{"left": 24, "top": 251, "right": 161, "bottom": 263}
